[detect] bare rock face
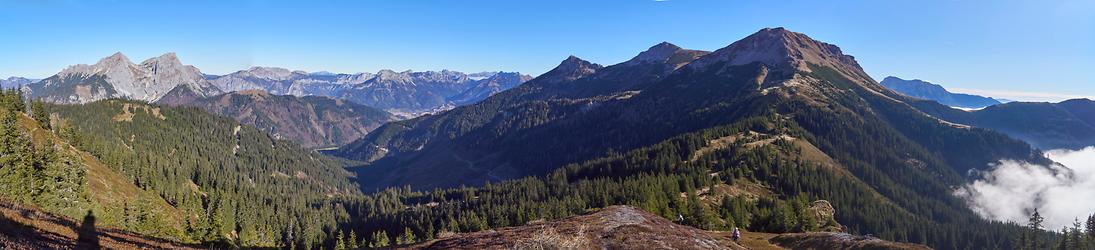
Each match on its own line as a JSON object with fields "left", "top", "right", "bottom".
{"left": 688, "top": 27, "right": 887, "bottom": 97}
{"left": 409, "top": 206, "right": 730, "bottom": 250}
{"left": 809, "top": 200, "right": 843, "bottom": 232}
{"left": 30, "top": 52, "right": 221, "bottom": 104}
{"left": 692, "top": 28, "right": 866, "bottom": 79}
{"left": 770, "top": 232, "right": 931, "bottom": 250}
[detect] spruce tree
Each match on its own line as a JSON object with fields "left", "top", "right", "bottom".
{"left": 1087, "top": 215, "right": 1095, "bottom": 242}
{"left": 1069, "top": 219, "right": 1085, "bottom": 250}
{"left": 1017, "top": 229, "right": 1029, "bottom": 250}
{"left": 335, "top": 230, "right": 346, "bottom": 250}
{"left": 397, "top": 227, "right": 416, "bottom": 245}
{"left": 370, "top": 231, "right": 389, "bottom": 248}
{"left": 1028, "top": 209, "right": 1045, "bottom": 250}
{"left": 348, "top": 230, "right": 359, "bottom": 249}
{"left": 31, "top": 101, "right": 48, "bottom": 129}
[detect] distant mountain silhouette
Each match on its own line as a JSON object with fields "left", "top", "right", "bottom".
{"left": 908, "top": 98, "right": 1095, "bottom": 150}
{"left": 880, "top": 76, "right": 1000, "bottom": 109}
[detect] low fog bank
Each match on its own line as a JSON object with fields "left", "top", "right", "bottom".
{"left": 956, "top": 147, "right": 1095, "bottom": 230}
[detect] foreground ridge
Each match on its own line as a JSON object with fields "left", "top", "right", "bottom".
{"left": 409, "top": 205, "right": 929, "bottom": 250}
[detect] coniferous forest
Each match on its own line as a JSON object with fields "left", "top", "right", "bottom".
{"left": 1, "top": 86, "right": 1091, "bottom": 249}
{"left": 1, "top": 11, "right": 1094, "bottom": 249}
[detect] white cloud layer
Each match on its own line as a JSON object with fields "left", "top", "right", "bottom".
{"left": 949, "top": 87, "right": 1095, "bottom": 103}
{"left": 956, "top": 147, "right": 1095, "bottom": 230}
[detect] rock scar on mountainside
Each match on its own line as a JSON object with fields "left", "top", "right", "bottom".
{"left": 112, "top": 103, "right": 166, "bottom": 122}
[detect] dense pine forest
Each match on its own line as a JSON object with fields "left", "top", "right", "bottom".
{"left": 0, "top": 88, "right": 89, "bottom": 223}
{"left": 44, "top": 99, "right": 363, "bottom": 247}
{"left": 332, "top": 116, "right": 1080, "bottom": 249}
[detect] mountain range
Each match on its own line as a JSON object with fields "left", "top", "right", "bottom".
{"left": 0, "top": 76, "right": 38, "bottom": 89}
{"left": 908, "top": 97, "right": 1095, "bottom": 150}
{"left": 25, "top": 52, "right": 222, "bottom": 104}
{"left": 845, "top": 75, "right": 1095, "bottom": 150}
{"left": 17, "top": 53, "right": 528, "bottom": 148}
{"left": 880, "top": 76, "right": 1000, "bottom": 109}
{"left": 208, "top": 67, "right": 530, "bottom": 116}
{"left": 22, "top": 53, "right": 530, "bottom": 117}
{"left": 328, "top": 27, "right": 1050, "bottom": 248}
{"left": 338, "top": 27, "right": 1042, "bottom": 190}
{"left": 3, "top": 27, "right": 1090, "bottom": 250}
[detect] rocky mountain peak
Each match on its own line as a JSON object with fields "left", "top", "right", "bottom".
{"left": 309, "top": 71, "right": 336, "bottom": 76}
{"left": 467, "top": 71, "right": 500, "bottom": 80}
{"left": 152, "top": 52, "right": 178, "bottom": 62}
{"left": 243, "top": 66, "right": 296, "bottom": 80}
{"left": 100, "top": 52, "right": 133, "bottom": 66}
{"left": 694, "top": 28, "right": 860, "bottom": 72}
{"left": 58, "top": 52, "right": 136, "bottom": 77}
{"left": 476, "top": 72, "right": 530, "bottom": 86}
{"left": 537, "top": 56, "right": 602, "bottom": 84}
{"left": 140, "top": 53, "right": 186, "bottom": 70}
{"left": 623, "top": 42, "right": 710, "bottom": 72}
{"left": 687, "top": 27, "right": 876, "bottom": 91}
{"left": 627, "top": 42, "right": 684, "bottom": 64}
{"left": 561, "top": 55, "right": 587, "bottom": 65}
{"left": 34, "top": 52, "right": 219, "bottom": 103}
{"left": 374, "top": 69, "right": 408, "bottom": 82}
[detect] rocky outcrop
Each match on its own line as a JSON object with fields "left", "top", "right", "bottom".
{"left": 809, "top": 200, "right": 843, "bottom": 232}
{"left": 409, "top": 206, "right": 730, "bottom": 250}
{"left": 770, "top": 232, "right": 931, "bottom": 250}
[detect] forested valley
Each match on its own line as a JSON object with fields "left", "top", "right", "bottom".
{"left": 2, "top": 87, "right": 1092, "bottom": 249}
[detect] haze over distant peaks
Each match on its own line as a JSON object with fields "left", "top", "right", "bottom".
{"left": 208, "top": 66, "right": 531, "bottom": 115}
{"left": 0, "top": 76, "right": 38, "bottom": 89}
{"left": 24, "top": 52, "right": 531, "bottom": 116}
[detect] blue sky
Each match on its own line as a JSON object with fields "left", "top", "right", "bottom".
{"left": 1, "top": 0, "right": 1093, "bottom": 101}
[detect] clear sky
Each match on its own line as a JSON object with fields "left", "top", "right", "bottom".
{"left": 1, "top": 0, "right": 1093, "bottom": 102}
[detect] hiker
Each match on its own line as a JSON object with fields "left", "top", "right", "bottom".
{"left": 732, "top": 227, "right": 741, "bottom": 243}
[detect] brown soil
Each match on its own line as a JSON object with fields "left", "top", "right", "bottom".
{"left": 0, "top": 201, "right": 199, "bottom": 250}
